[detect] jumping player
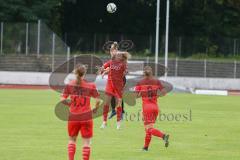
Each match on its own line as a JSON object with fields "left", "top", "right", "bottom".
{"left": 135, "top": 66, "right": 170, "bottom": 151}
{"left": 61, "top": 64, "right": 100, "bottom": 160}
{"left": 108, "top": 42, "right": 126, "bottom": 119}
{"left": 100, "top": 49, "right": 130, "bottom": 129}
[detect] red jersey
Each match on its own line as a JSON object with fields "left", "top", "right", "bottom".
{"left": 62, "top": 80, "right": 99, "bottom": 113}
{"left": 103, "top": 60, "right": 127, "bottom": 83}
{"left": 135, "top": 78, "right": 163, "bottom": 105}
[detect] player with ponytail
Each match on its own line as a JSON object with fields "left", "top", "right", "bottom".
{"left": 61, "top": 64, "right": 100, "bottom": 160}
{"left": 135, "top": 66, "right": 170, "bottom": 151}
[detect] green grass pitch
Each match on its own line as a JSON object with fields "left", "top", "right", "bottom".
{"left": 0, "top": 89, "right": 239, "bottom": 160}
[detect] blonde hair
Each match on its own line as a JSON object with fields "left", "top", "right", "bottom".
{"left": 144, "top": 66, "right": 153, "bottom": 77}
{"left": 117, "top": 51, "right": 131, "bottom": 61}
{"left": 111, "top": 42, "right": 119, "bottom": 50}
{"left": 74, "top": 64, "right": 87, "bottom": 85}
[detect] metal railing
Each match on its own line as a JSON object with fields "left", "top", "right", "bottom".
{"left": 0, "top": 20, "right": 70, "bottom": 57}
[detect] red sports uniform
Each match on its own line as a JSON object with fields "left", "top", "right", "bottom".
{"left": 103, "top": 60, "right": 127, "bottom": 98}
{"left": 135, "top": 78, "right": 164, "bottom": 125}
{"left": 62, "top": 80, "right": 99, "bottom": 138}
{"left": 135, "top": 78, "right": 169, "bottom": 149}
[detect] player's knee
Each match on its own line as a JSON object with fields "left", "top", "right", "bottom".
{"left": 147, "top": 128, "right": 153, "bottom": 134}
{"left": 116, "top": 106, "right": 122, "bottom": 111}
{"left": 116, "top": 99, "right": 122, "bottom": 107}
{"left": 69, "top": 137, "right": 77, "bottom": 143}
{"left": 82, "top": 138, "right": 91, "bottom": 147}
{"left": 145, "top": 125, "right": 154, "bottom": 133}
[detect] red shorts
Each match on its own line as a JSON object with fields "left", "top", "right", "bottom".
{"left": 105, "top": 81, "right": 124, "bottom": 98}
{"left": 68, "top": 120, "right": 93, "bottom": 138}
{"left": 142, "top": 104, "right": 159, "bottom": 125}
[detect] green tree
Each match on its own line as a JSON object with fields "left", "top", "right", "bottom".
{"left": 0, "top": 0, "right": 62, "bottom": 32}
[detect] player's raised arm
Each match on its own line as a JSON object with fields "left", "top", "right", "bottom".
{"left": 103, "top": 60, "right": 111, "bottom": 69}
{"left": 96, "top": 61, "right": 110, "bottom": 76}
{"left": 101, "top": 67, "right": 110, "bottom": 78}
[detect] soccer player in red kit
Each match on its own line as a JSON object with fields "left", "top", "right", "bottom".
{"left": 61, "top": 64, "right": 100, "bottom": 160}
{"left": 100, "top": 50, "right": 130, "bottom": 129}
{"left": 135, "top": 66, "right": 170, "bottom": 151}
{"left": 102, "top": 42, "right": 127, "bottom": 120}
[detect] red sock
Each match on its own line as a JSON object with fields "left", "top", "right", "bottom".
{"left": 116, "top": 106, "right": 122, "bottom": 122}
{"left": 103, "top": 105, "right": 109, "bottom": 122}
{"left": 148, "top": 128, "right": 164, "bottom": 139}
{"left": 82, "top": 146, "right": 91, "bottom": 160}
{"left": 68, "top": 143, "right": 76, "bottom": 160}
{"left": 144, "top": 130, "right": 152, "bottom": 148}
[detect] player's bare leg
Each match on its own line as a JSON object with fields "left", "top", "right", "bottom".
{"left": 82, "top": 138, "right": 91, "bottom": 160}
{"left": 116, "top": 98, "right": 123, "bottom": 130}
{"left": 101, "top": 94, "right": 112, "bottom": 129}
{"left": 68, "top": 136, "right": 77, "bottom": 160}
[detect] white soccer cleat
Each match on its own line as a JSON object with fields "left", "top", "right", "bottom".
{"left": 116, "top": 121, "right": 121, "bottom": 130}
{"left": 100, "top": 122, "right": 107, "bottom": 129}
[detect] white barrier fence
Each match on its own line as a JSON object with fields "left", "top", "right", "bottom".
{"left": 165, "top": 77, "right": 240, "bottom": 90}
{"left": 0, "top": 71, "right": 240, "bottom": 91}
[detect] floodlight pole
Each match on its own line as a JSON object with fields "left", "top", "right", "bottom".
{"left": 52, "top": 33, "right": 56, "bottom": 72}
{"left": 0, "top": 22, "right": 3, "bottom": 54}
{"left": 155, "top": 0, "right": 161, "bottom": 76}
{"left": 37, "top": 20, "right": 41, "bottom": 58}
{"left": 164, "top": 0, "right": 170, "bottom": 78}
{"left": 25, "top": 23, "right": 29, "bottom": 55}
